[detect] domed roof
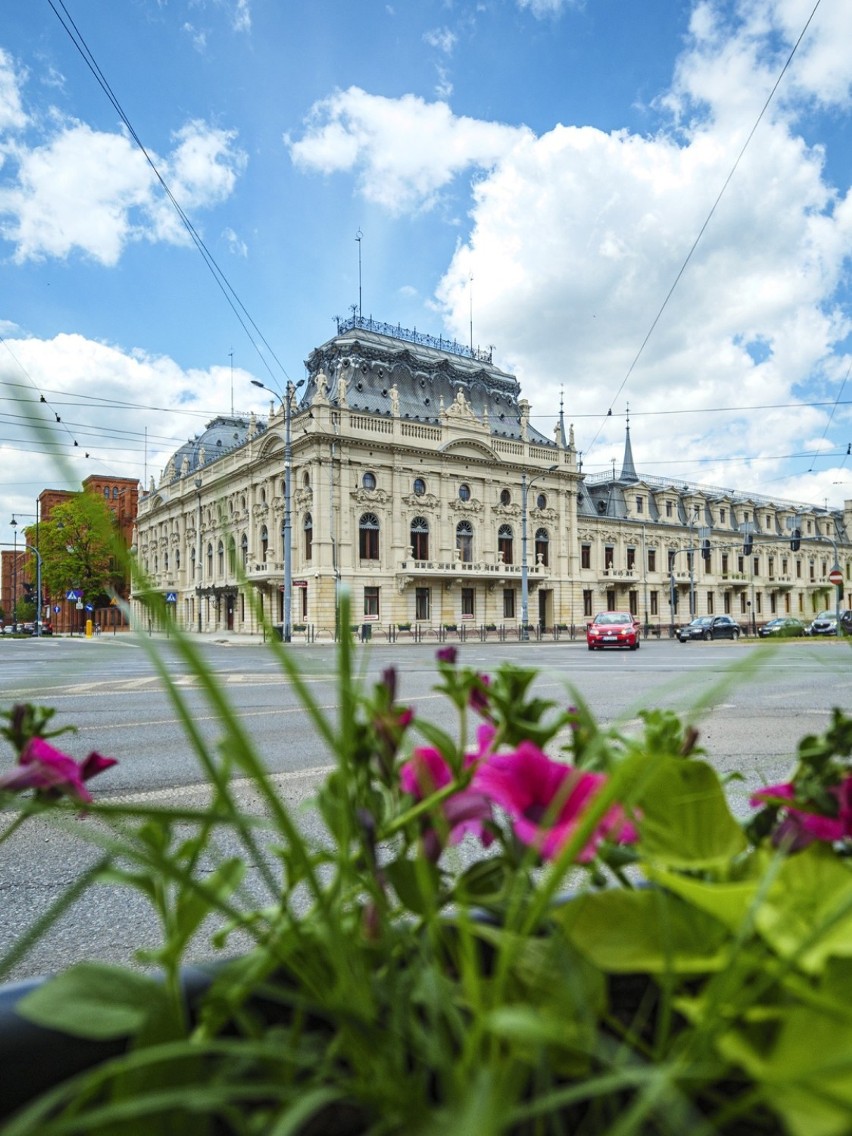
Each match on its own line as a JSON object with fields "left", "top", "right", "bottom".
{"left": 163, "top": 415, "right": 264, "bottom": 483}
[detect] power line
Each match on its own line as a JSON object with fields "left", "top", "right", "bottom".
{"left": 584, "top": 0, "right": 824, "bottom": 461}
{"left": 48, "top": 0, "right": 291, "bottom": 390}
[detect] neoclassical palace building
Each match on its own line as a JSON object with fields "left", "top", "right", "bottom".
{"left": 132, "top": 316, "right": 852, "bottom": 637}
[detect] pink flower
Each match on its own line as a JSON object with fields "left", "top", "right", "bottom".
{"left": 473, "top": 743, "right": 637, "bottom": 862}
{"left": 400, "top": 724, "right": 496, "bottom": 857}
{"left": 751, "top": 777, "right": 852, "bottom": 848}
{"left": 0, "top": 737, "right": 117, "bottom": 804}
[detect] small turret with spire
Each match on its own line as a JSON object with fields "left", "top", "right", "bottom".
{"left": 620, "top": 406, "right": 638, "bottom": 483}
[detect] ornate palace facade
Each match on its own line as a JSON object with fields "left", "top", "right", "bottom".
{"left": 132, "top": 317, "right": 852, "bottom": 637}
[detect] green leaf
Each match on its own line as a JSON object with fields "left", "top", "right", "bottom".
{"left": 647, "top": 866, "right": 759, "bottom": 934}
{"left": 636, "top": 757, "right": 747, "bottom": 868}
{"left": 18, "top": 963, "right": 169, "bottom": 1040}
{"left": 384, "top": 855, "right": 441, "bottom": 915}
{"left": 755, "top": 844, "right": 852, "bottom": 974}
{"left": 555, "top": 888, "right": 729, "bottom": 975}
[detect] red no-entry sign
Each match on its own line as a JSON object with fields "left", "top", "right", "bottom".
{"left": 829, "top": 568, "right": 843, "bottom": 586}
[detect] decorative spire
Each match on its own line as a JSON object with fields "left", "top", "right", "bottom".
{"left": 557, "top": 387, "right": 568, "bottom": 448}
{"left": 620, "top": 406, "right": 638, "bottom": 483}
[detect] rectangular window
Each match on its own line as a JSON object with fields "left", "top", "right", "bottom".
{"left": 650, "top": 591, "right": 658, "bottom": 616}
{"left": 604, "top": 545, "right": 614, "bottom": 569}
{"left": 461, "top": 588, "right": 475, "bottom": 619}
{"left": 364, "top": 586, "right": 379, "bottom": 618}
{"left": 756, "top": 593, "right": 762, "bottom": 614}
{"left": 796, "top": 559, "right": 802, "bottom": 578}
{"left": 721, "top": 553, "right": 729, "bottom": 575}
{"left": 770, "top": 593, "right": 777, "bottom": 614}
{"left": 415, "top": 588, "right": 430, "bottom": 621}
{"left": 781, "top": 557, "right": 788, "bottom": 574}
{"left": 666, "top": 501, "right": 673, "bottom": 517}
{"left": 606, "top": 588, "right": 616, "bottom": 610}
{"left": 359, "top": 527, "right": 379, "bottom": 560}
{"left": 668, "top": 549, "right": 676, "bottom": 572}
{"left": 724, "top": 592, "right": 731, "bottom": 613}
{"left": 768, "top": 556, "right": 775, "bottom": 577}
{"left": 719, "top": 508, "right": 726, "bottom": 524}
{"left": 753, "top": 556, "right": 759, "bottom": 574}
{"left": 503, "top": 589, "right": 515, "bottom": 619}
{"left": 648, "top": 548, "right": 656, "bottom": 572}
{"left": 740, "top": 593, "right": 747, "bottom": 614}
{"left": 636, "top": 496, "right": 644, "bottom": 514}
{"left": 628, "top": 590, "right": 638, "bottom": 616}
{"left": 583, "top": 589, "right": 593, "bottom": 618}
{"left": 738, "top": 556, "right": 745, "bottom": 573}
{"left": 626, "top": 547, "right": 636, "bottom": 570}
{"left": 707, "top": 592, "right": 714, "bottom": 614}
{"left": 581, "top": 543, "right": 591, "bottom": 569}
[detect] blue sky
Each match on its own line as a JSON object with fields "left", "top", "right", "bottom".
{"left": 1, "top": 0, "right": 852, "bottom": 551}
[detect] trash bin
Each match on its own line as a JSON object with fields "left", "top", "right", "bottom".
{"left": 361, "top": 623, "right": 372, "bottom": 642}
{"left": 272, "top": 624, "right": 284, "bottom": 641}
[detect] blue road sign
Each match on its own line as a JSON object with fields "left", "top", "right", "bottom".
{"left": 66, "top": 589, "right": 82, "bottom": 601}
{"left": 165, "top": 592, "right": 177, "bottom": 603}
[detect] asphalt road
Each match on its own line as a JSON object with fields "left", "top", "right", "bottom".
{"left": 1, "top": 632, "right": 850, "bottom": 979}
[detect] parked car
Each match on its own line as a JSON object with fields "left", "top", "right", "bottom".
{"left": 677, "top": 615, "right": 741, "bottom": 642}
{"left": 758, "top": 616, "right": 807, "bottom": 638}
{"left": 841, "top": 611, "right": 852, "bottom": 636}
{"left": 807, "top": 610, "right": 847, "bottom": 636}
{"left": 586, "top": 611, "right": 641, "bottom": 651}
{"left": 30, "top": 621, "right": 53, "bottom": 636}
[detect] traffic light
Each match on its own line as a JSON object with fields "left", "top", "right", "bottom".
{"left": 701, "top": 538, "right": 711, "bottom": 562}
{"left": 22, "top": 582, "right": 34, "bottom": 599}
{"left": 790, "top": 527, "right": 801, "bottom": 552}
{"left": 743, "top": 532, "right": 753, "bottom": 556}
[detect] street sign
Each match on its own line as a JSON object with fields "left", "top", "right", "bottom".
{"left": 85, "top": 604, "right": 94, "bottom": 612}
{"left": 53, "top": 605, "right": 61, "bottom": 614}
{"left": 66, "top": 589, "right": 82, "bottom": 601}
{"left": 165, "top": 592, "right": 177, "bottom": 603}
{"left": 292, "top": 580, "right": 308, "bottom": 588}
{"left": 829, "top": 568, "right": 843, "bottom": 586}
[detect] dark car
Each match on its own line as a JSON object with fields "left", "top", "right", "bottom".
{"left": 677, "top": 615, "right": 741, "bottom": 642}
{"left": 586, "top": 611, "right": 641, "bottom": 651}
{"left": 758, "top": 617, "right": 807, "bottom": 638}
{"left": 841, "top": 611, "right": 852, "bottom": 636}
{"left": 807, "top": 610, "right": 846, "bottom": 636}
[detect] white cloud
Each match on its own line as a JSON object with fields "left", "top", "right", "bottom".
{"left": 423, "top": 28, "right": 456, "bottom": 55}
{"left": 516, "top": 0, "right": 581, "bottom": 18}
{"left": 0, "top": 332, "right": 257, "bottom": 513}
{"left": 0, "top": 48, "right": 27, "bottom": 132}
{"left": 223, "top": 226, "right": 248, "bottom": 256}
{"left": 288, "top": 87, "right": 527, "bottom": 214}
{"left": 0, "top": 117, "right": 247, "bottom": 264}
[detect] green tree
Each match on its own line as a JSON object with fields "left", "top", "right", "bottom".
{"left": 34, "top": 494, "right": 125, "bottom": 608}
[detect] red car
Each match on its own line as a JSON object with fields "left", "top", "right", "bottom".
{"left": 586, "top": 611, "right": 641, "bottom": 651}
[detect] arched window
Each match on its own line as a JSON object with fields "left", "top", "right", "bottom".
{"left": 103, "top": 487, "right": 109, "bottom": 499}
{"left": 241, "top": 534, "right": 248, "bottom": 566}
{"left": 359, "top": 512, "right": 380, "bottom": 560}
{"left": 413, "top": 477, "right": 426, "bottom": 496}
{"left": 260, "top": 525, "right": 268, "bottom": 563}
{"left": 304, "top": 513, "right": 313, "bottom": 561}
{"left": 261, "top": 488, "right": 267, "bottom": 505}
{"left": 459, "top": 483, "right": 471, "bottom": 502}
{"left": 535, "top": 528, "right": 550, "bottom": 567}
{"left": 190, "top": 547, "right": 196, "bottom": 578}
{"left": 363, "top": 471, "right": 377, "bottom": 490}
{"left": 498, "top": 524, "right": 513, "bottom": 565}
{"left": 536, "top": 492, "right": 547, "bottom": 510}
{"left": 207, "top": 543, "right": 213, "bottom": 578}
{"left": 456, "top": 520, "right": 473, "bottom": 563}
{"left": 500, "top": 489, "right": 511, "bottom": 506}
{"left": 303, "top": 472, "right": 311, "bottom": 488}
{"left": 175, "top": 549, "right": 180, "bottom": 571}
{"left": 227, "top": 537, "right": 236, "bottom": 575}
{"left": 164, "top": 551, "right": 169, "bottom": 573}
{"left": 112, "top": 487, "right": 119, "bottom": 500}
{"left": 217, "top": 540, "right": 225, "bottom": 576}
{"left": 410, "top": 516, "right": 429, "bottom": 560}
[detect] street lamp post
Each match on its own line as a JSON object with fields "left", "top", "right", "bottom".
{"left": 11, "top": 511, "right": 43, "bottom": 636}
{"left": 10, "top": 517, "right": 17, "bottom": 632}
{"left": 520, "top": 464, "right": 557, "bottom": 641}
{"left": 252, "top": 378, "right": 305, "bottom": 642}
{"left": 195, "top": 478, "right": 203, "bottom": 633}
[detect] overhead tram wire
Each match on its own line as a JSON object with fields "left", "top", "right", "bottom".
{"left": 805, "top": 355, "right": 851, "bottom": 473}
{"left": 48, "top": 0, "right": 291, "bottom": 390}
{"left": 583, "top": 0, "right": 823, "bottom": 463}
